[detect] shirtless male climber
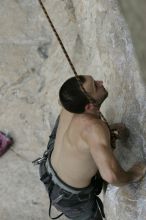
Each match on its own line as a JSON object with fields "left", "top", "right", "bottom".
{"left": 37, "top": 75, "right": 146, "bottom": 220}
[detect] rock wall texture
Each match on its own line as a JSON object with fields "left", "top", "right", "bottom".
{"left": 119, "top": 0, "right": 146, "bottom": 84}
{"left": 0, "top": 0, "right": 145, "bottom": 220}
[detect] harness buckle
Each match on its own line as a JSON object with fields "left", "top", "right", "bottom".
{"left": 32, "top": 156, "right": 46, "bottom": 165}
{"left": 78, "top": 192, "right": 91, "bottom": 202}
{"left": 32, "top": 149, "right": 50, "bottom": 165}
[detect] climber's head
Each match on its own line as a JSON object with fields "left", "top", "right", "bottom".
{"left": 59, "top": 75, "right": 108, "bottom": 113}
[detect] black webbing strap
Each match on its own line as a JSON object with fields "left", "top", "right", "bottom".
{"left": 48, "top": 188, "right": 64, "bottom": 219}
{"left": 47, "top": 115, "right": 60, "bottom": 150}
{"left": 40, "top": 157, "right": 64, "bottom": 219}
{"left": 96, "top": 197, "right": 105, "bottom": 218}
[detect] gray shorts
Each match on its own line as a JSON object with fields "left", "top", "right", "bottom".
{"left": 50, "top": 182, "right": 103, "bottom": 220}
{"left": 39, "top": 148, "right": 104, "bottom": 220}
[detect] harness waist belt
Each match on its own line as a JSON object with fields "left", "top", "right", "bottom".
{"left": 45, "top": 156, "right": 95, "bottom": 195}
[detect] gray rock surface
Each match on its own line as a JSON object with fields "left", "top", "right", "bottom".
{"left": 0, "top": 0, "right": 145, "bottom": 220}
{"left": 119, "top": 0, "right": 146, "bottom": 83}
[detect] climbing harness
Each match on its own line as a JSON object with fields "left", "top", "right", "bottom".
{"left": 33, "top": 116, "right": 63, "bottom": 219}
{"left": 33, "top": 116, "right": 105, "bottom": 219}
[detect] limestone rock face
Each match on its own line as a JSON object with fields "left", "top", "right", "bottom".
{"left": 0, "top": 0, "right": 145, "bottom": 220}
{"left": 119, "top": 0, "right": 146, "bottom": 84}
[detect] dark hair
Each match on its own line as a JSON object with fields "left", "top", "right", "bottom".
{"left": 59, "top": 75, "right": 89, "bottom": 113}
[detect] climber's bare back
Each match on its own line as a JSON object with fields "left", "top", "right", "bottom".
{"left": 51, "top": 107, "right": 111, "bottom": 188}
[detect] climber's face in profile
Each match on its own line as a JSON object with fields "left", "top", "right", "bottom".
{"left": 83, "top": 75, "right": 108, "bottom": 106}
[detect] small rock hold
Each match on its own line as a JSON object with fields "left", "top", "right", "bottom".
{"left": 37, "top": 42, "right": 50, "bottom": 59}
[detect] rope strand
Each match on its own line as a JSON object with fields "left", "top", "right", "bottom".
{"left": 38, "top": 1, "right": 116, "bottom": 151}
{"left": 38, "top": 0, "right": 78, "bottom": 77}
{"left": 38, "top": 0, "right": 96, "bottom": 104}
{"left": 38, "top": 1, "right": 113, "bottom": 127}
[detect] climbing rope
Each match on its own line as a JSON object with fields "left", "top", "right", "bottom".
{"left": 38, "top": 0, "right": 97, "bottom": 105}
{"left": 37, "top": 0, "right": 117, "bottom": 142}
{"left": 38, "top": 0, "right": 77, "bottom": 76}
